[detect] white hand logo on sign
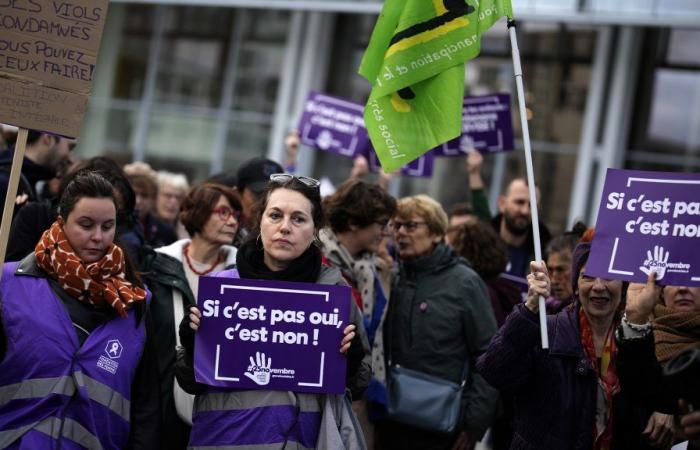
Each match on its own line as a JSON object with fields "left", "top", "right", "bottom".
{"left": 244, "top": 352, "right": 272, "bottom": 385}
{"left": 640, "top": 245, "right": 670, "bottom": 280}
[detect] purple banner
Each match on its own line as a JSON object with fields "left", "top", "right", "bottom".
{"left": 587, "top": 169, "right": 700, "bottom": 287}
{"left": 365, "top": 147, "right": 435, "bottom": 177}
{"left": 297, "top": 92, "right": 368, "bottom": 158}
{"left": 499, "top": 273, "right": 528, "bottom": 302}
{"left": 433, "top": 93, "right": 515, "bottom": 156}
{"left": 194, "top": 277, "right": 351, "bottom": 394}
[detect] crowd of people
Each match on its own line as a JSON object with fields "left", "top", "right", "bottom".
{"left": 0, "top": 128, "right": 697, "bottom": 450}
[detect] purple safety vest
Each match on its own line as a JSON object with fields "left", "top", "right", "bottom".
{"left": 0, "top": 262, "right": 147, "bottom": 450}
{"left": 189, "top": 269, "right": 322, "bottom": 449}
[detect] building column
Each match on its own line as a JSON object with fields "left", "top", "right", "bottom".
{"left": 589, "top": 26, "right": 643, "bottom": 225}
{"left": 567, "top": 26, "right": 613, "bottom": 226}
{"left": 131, "top": 5, "right": 167, "bottom": 162}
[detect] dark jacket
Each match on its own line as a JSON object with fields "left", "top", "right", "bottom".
{"left": 0, "top": 148, "right": 55, "bottom": 208}
{"left": 6, "top": 200, "right": 57, "bottom": 262}
{"left": 490, "top": 214, "right": 552, "bottom": 278}
{"left": 141, "top": 212, "right": 177, "bottom": 249}
{"left": 141, "top": 239, "right": 238, "bottom": 450}
{"left": 385, "top": 244, "right": 498, "bottom": 440}
{"left": 477, "top": 304, "right": 654, "bottom": 450}
{"left": 1, "top": 254, "right": 161, "bottom": 450}
{"left": 616, "top": 329, "right": 681, "bottom": 414}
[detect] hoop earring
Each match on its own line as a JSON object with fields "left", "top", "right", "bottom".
{"left": 256, "top": 233, "right": 263, "bottom": 249}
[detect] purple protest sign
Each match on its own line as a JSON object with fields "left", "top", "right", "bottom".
{"left": 365, "top": 146, "right": 435, "bottom": 177}
{"left": 587, "top": 169, "right": 700, "bottom": 287}
{"left": 194, "top": 276, "right": 351, "bottom": 394}
{"left": 434, "top": 93, "right": 515, "bottom": 156}
{"left": 499, "top": 273, "right": 528, "bottom": 302}
{"left": 297, "top": 92, "right": 368, "bottom": 158}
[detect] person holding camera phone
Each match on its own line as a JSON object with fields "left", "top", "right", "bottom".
{"left": 617, "top": 275, "right": 700, "bottom": 449}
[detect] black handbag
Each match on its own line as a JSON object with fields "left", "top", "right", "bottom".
{"left": 386, "top": 364, "right": 466, "bottom": 434}
{"left": 384, "top": 294, "right": 468, "bottom": 434}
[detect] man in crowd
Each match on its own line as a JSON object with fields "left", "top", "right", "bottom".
{"left": 492, "top": 178, "right": 551, "bottom": 277}
{"left": 0, "top": 130, "right": 74, "bottom": 210}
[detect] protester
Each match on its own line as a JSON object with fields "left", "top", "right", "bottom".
{"left": 617, "top": 276, "right": 700, "bottom": 449}
{"left": 544, "top": 222, "right": 587, "bottom": 314}
{"left": 142, "top": 182, "right": 241, "bottom": 450}
{"left": 6, "top": 157, "right": 140, "bottom": 263}
{"left": 378, "top": 195, "right": 498, "bottom": 450}
{"left": 448, "top": 202, "right": 477, "bottom": 231}
{"left": 491, "top": 178, "right": 551, "bottom": 277}
{"left": 175, "top": 174, "right": 371, "bottom": 449}
{"left": 156, "top": 170, "right": 190, "bottom": 239}
{"left": 464, "top": 149, "right": 494, "bottom": 222}
{"left": 0, "top": 130, "right": 75, "bottom": 209}
{"left": 320, "top": 178, "right": 397, "bottom": 449}
{"left": 477, "top": 229, "right": 654, "bottom": 450}
{"left": 236, "top": 157, "right": 284, "bottom": 222}
{"left": 0, "top": 171, "right": 159, "bottom": 448}
{"left": 450, "top": 220, "right": 521, "bottom": 327}
{"left": 127, "top": 172, "right": 177, "bottom": 248}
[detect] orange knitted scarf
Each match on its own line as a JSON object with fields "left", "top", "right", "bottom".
{"left": 34, "top": 221, "right": 146, "bottom": 317}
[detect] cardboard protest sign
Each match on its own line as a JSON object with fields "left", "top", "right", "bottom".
{"left": 434, "top": 93, "right": 515, "bottom": 156}
{"left": 194, "top": 276, "right": 351, "bottom": 394}
{"left": 587, "top": 169, "right": 700, "bottom": 287}
{"left": 0, "top": 0, "right": 109, "bottom": 137}
{"left": 298, "top": 92, "right": 369, "bottom": 158}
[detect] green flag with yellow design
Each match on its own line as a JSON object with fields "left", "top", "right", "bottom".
{"left": 359, "top": 0, "right": 513, "bottom": 171}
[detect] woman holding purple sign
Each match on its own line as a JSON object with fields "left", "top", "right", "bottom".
{"left": 175, "top": 174, "right": 371, "bottom": 449}
{"left": 477, "top": 229, "right": 656, "bottom": 450}
{"left": 142, "top": 182, "right": 241, "bottom": 450}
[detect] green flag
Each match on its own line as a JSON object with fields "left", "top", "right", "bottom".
{"left": 359, "top": 0, "right": 513, "bottom": 172}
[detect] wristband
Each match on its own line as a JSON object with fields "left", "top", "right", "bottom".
{"left": 622, "top": 312, "right": 652, "bottom": 331}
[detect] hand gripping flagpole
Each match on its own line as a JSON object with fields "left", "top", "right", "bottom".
{"left": 508, "top": 19, "right": 549, "bottom": 349}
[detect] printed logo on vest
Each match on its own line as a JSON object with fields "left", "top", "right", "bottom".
{"left": 97, "top": 339, "right": 123, "bottom": 375}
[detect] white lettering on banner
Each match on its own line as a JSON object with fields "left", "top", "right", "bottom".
{"left": 367, "top": 99, "right": 405, "bottom": 160}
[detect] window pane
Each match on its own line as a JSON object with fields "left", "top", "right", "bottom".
{"left": 667, "top": 30, "right": 700, "bottom": 65}
{"left": 647, "top": 69, "right": 700, "bottom": 152}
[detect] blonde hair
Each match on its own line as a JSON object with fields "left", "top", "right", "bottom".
{"left": 157, "top": 171, "right": 189, "bottom": 192}
{"left": 395, "top": 194, "right": 448, "bottom": 237}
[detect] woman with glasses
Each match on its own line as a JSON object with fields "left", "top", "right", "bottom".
{"left": 477, "top": 229, "right": 655, "bottom": 450}
{"left": 175, "top": 173, "right": 371, "bottom": 449}
{"left": 378, "top": 194, "right": 498, "bottom": 450}
{"left": 142, "top": 182, "right": 241, "bottom": 450}
{"left": 320, "top": 178, "right": 397, "bottom": 449}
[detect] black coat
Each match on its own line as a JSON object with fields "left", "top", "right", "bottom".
{"left": 140, "top": 246, "right": 196, "bottom": 450}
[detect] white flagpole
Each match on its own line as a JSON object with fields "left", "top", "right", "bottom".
{"left": 507, "top": 19, "right": 549, "bottom": 349}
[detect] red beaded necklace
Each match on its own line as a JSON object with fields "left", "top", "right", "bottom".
{"left": 183, "top": 243, "right": 222, "bottom": 276}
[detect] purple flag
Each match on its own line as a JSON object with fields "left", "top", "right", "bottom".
{"left": 433, "top": 93, "right": 515, "bottom": 156}
{"left": 587, "top": 169, "right": 700, "bottom": 287}
{"left": 297, "top": 92, "right": 369, "bottom": 158}
{"left": 194, "top": 276, "right": 351, "bottom": 394}
{"left": 365, "top": 146, "right": 435, "bottom": 177}
{"left": 499, "top": 273, "right": 528, "bottom": 302}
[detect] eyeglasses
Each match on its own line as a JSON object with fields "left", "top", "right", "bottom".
{"left": 269, "top": 173, "right": 320, "bottom": 188}
{"left": 391, "top": 220, "right": 428, "bottom": 232}
{"left": 211, "top": 207, "right": 240, "bottom": 221}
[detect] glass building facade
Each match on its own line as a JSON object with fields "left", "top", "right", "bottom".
{"left": 76, "top": 0, "right": 700, "bottom": 233}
